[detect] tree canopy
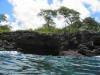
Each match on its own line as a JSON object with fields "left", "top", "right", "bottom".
{"left": 37, "top": 6, "right": 100, "bottom": 33}
{"left": 0, "top": 14, "right": 11, "bottom": 32}
{"left": 58, "top": 6, "right": 80, "bottom": 25}
{"left": 39, "top": 9, "right": 57, "bottom": 28}
{"left": 0, "top": 14, "right": 7, "bottom": 22}
{"left": 82, "top": 17, "right": 99, "bottom": 31}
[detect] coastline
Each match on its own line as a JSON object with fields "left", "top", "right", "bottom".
{"left": 0, "top": 31, "right": 100, "bottom": 57}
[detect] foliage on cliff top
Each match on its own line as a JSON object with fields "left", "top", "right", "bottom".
{"left": 0, "top": 14, "right": 11, "bottom": 33}
{"left": 0, "top": 6, "right": 100, "bottom": 33}
{"left": 36, "top": 6, "right": 100, "bottom": 33}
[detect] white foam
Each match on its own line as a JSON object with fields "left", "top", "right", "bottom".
{"left": 0, "top": 51, "right": 18, "bottom": 54}
{"left": 94, "top": 56, "right": 100, "bottom": 57}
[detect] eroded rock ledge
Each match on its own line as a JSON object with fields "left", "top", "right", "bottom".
{"left": 0, "top": 31, "right": 100, "bottom": 56}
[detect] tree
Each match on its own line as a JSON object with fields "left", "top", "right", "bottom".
{"left": 0, "top": 14, "right": 11, "bottom": 32}
{"left": 57, "top": 6, "right": 80, "bottom": 32}
{"left": 38, "top": 7, "right": 100, "bottom": 33}
{"left": 70, "top": 20, "right": 83, "bottom": 32}
{"left": 83, "top": 17, "right": 99, "bottom": 31}
{"left": 38, "top": 9, "right": 57, "bottom": 28}
{"left": 0, "top": 25, "right": 11, "bottom": 31}
{"left": 58, "top": 6, "right": 80, "bottom": 26}
{"left": 0, "top": 14, "right": 7, "bottom": 22}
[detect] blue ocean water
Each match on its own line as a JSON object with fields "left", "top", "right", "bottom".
{"left": 0, "top": 51, "right": 100, "bottom": 75}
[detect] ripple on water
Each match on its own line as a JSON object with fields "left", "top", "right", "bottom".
{"left": 0, "top": 51, "right": 100, "bottom": 75}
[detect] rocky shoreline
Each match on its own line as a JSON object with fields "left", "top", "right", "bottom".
{"left": 0, "top": 31, "right": 100, "bottom": 57}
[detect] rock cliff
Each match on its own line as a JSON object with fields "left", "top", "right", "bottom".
{"left": 0, "top": 31, "right": 100, "bottom": 56}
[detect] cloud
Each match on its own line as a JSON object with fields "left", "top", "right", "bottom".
{"left": 0, "top": 21, "right": 22, "bottom": 31}
{"left": 82, "top": 0, "right": 100, "bottom": 13}
{"left": 8, "top": 0, "right": 50, "bottom": 30}
{"left": 61, "top": 0, "right": 90, "bottom": 19}
{"left": 0, "top": 14, "right": 20, "bottom": 31}
{"left": 5, "top": 14, "right": 10, "bottom": 20}
{"left": 8, "top": 0, "right": 91, "bottom": 30}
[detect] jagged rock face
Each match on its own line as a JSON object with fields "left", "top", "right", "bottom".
{"left": 15, "top": 32, "right": 60, "bottom": 55}
{"left": 0, "top": 31, "right": 100, "bottom": 56}
{"left": 0, "top": 31, "right": 61, "bottom": 55}
{"left": 93, "top": 36, "right": 100, "bottom": 46}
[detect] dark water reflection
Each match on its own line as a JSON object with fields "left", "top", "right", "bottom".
{"left": 0, "top": 51, "right": 100, "bottom": 75}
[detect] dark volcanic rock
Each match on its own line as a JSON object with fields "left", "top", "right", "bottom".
{"left": 59, "top": 50, "right": 84, "bottom": 57}
{"left": 0, "top": 31, "right": 100, "bottom": 56}
{"left": 15, "top": 32, "right": 60, "bottom": 55}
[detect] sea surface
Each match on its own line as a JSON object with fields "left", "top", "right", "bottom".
{"left": 0, "top": 51, "right": 100, "bottom": 75}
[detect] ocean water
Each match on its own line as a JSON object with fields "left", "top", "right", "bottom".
{"left": 0, "top": 51, "right": 100, "bottom": 75}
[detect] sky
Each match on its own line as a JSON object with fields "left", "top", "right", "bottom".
{"left": 0, "top": 0, "right": 100, "bottom": 31}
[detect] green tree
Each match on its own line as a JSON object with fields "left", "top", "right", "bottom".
{"left": 38, "top": 9, "right": 57, "bottom": 28}
{"left": 57, "top": 6, "right": 80, "bottom": 32}
{"left": 83, "top": 17, "right": 99, "bottom": 31}
{"left": 0, "top": 14, "right": 7, "bottom": 22}
{"left": 0, "top": 25, "right": 11, "bottom": 30}
{"left": 58, "top": 6, "right": 80, "bottom": 25}
{"left": 70, "top": 20, "right": 83, "bottom": 32}
{"left": 0, "top": 14, "right": 11, "bottom": 32}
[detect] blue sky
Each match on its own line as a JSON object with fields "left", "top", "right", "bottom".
{"left": 0, "top": 0, "right": 16, "bottom": 22}
{"left": 48, "top": 0, "right": 63, "bottom": 4}
{"left": 0, "top": 0, "right": 100, "bottom": 30}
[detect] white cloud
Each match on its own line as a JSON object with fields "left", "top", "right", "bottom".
{"left": 53, "top": 15, "right": 66, "bottom": 28}
{"left": 8, "top": 0, "right": 50, "bottom": 30}
{"left": 0, "top": 21, "right": 22, "bottom": 31}
{"left": 10, "top": 22, "right": 22, "bottom": 31}
{"left": 5, "top": 14, "right": 10, "bottom": 20}
{"left": 0, "top": 14, "right": 20, "bottom": 31}
{"left": 61, "top": 0, "right": 90, "bottom": 19}
{"left": 8, "top": 0, "right": 91, "bottom": 30}
{"left": 82, "top": 0, "right": 100, "bottom": 13}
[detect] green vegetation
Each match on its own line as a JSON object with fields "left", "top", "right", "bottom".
{"left": 82, "top": 17, "right": 99, "bottom": 32}
{"left": 0, "top": 25, "right": 11, "bottom": 32}
{"left": 34, "top": 27, "right": 63, "bottom": 33}
{"left": 0, "top": 14, "right": 7, "bottom": 22}
{"left": 39, "top": 9, "right": 57, "bottom": 29}
{"left": 0, "top": 14, "right": 11, "bottom": 33}
{"left": 35, "top": 6, "right": 100, "bottom": 33}
{"left": 58, "top": 6, "right": 80, "bottom": 25}
{"left": 0, "top": 6, "right": 100, "bottom": 33}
